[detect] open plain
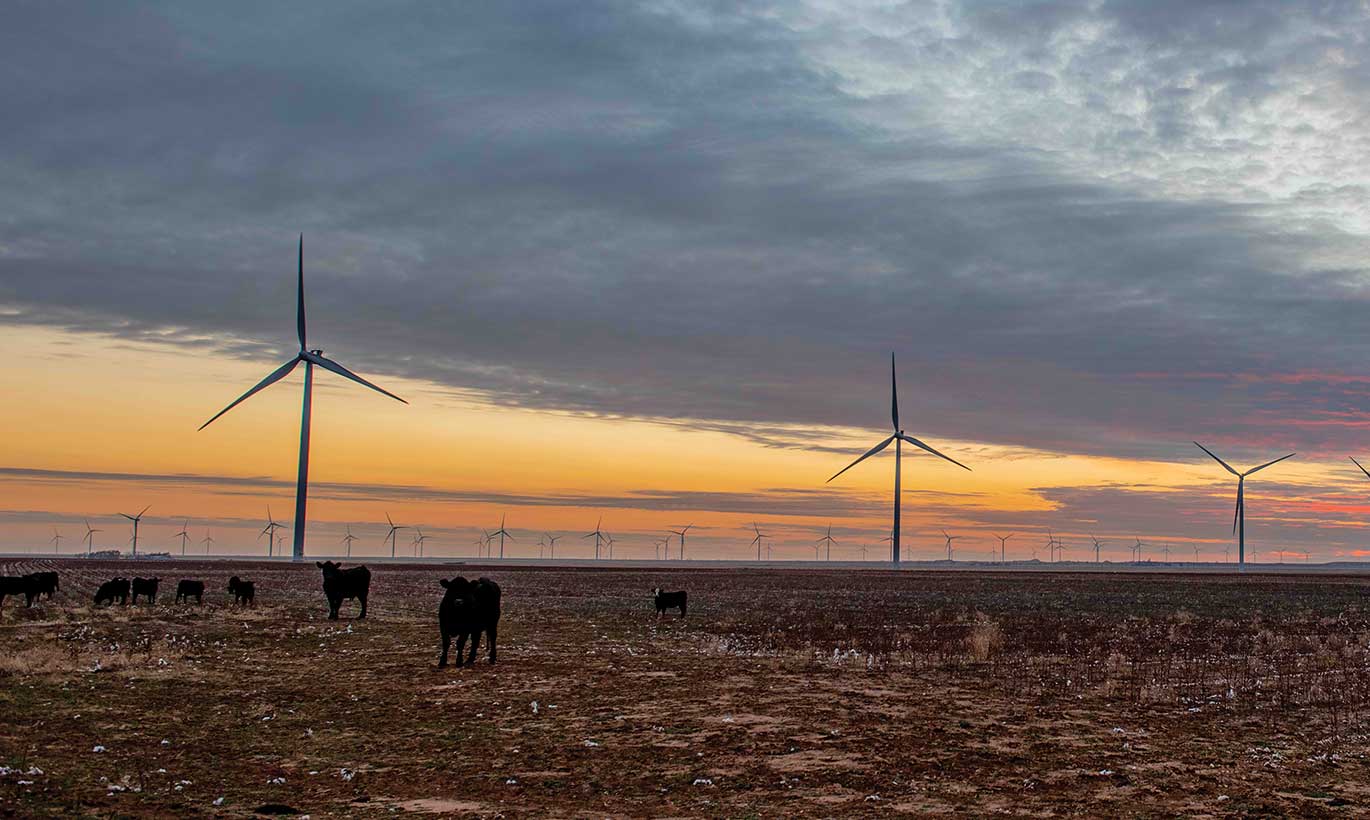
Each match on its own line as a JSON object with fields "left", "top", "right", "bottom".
{"left": 2, "top": 559, "right": 1370, "bottom": 817}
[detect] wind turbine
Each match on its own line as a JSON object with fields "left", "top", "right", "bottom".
{"left": 383, "top": 513, "right": 408, "bottom": 558}
{"left": 584, "top": 517, "right": 608, "bottom": 559}
{"left": 201, "top": 531, "right": 215, "bottom": 554}
{"left": 341, "top": 525, "right": 358, "bottom": 558}
{"left": 880, "top": 534, "right": 894, "bottom": 561}
{"left": 751, "top": 523, "right": 767, "bottom": 561}
{"left": 120, "top": 506, "right": 150, "bottom": 556}
{"left": 260, "top": 508, "right": 287, "bottom": 557}
{"left": 942, "top": 529, "right": 960, "bottom": 561}
{"left": 50, "top": 528, "right": 63, "bottom": 554}
{"left": 198, "top": 236, "right": 408, "bottom": 561}
{"left": 545, "top": 533, "right": 561, "bottom": 559}
{"left": 489, "top": 515, "right": 514, "bottom": 559}
{"left": 1131, "top": 537, "right": 1144, "bottom": 563}
{"left": 174, "top": 519, "right": 191, "bottom": 555}
{"left": 858, "top": 543, "right": 869, "bottom": 560}
{"left": 1089, "top": 535, "right": 1105, "bottom": 563}
{"left": 669, "top": 524, "right": 694, "bottom": 560}
{"left": 817, "top": 524, "right": 837, "bottom": 561}
{"left": 413, "top": 528, "right": 430, "bottom": 558}
{"left": 472, "top": 533, "right": 488, "bottom": 558}
{"left": 1162, "top": 542, "right": 1171, "bottom": 562}
{"left": 993, "top": 533, "right": 1013, "bottom": 563}
{"left": 605, "top": 533, "right": 617, "bottom": 560}
{"left": 1194, "top": 442, "right": 1295, "bottom": 569}
{"left": 83, "top": 520, "right": 101, "bottom": 556}
{"left": 827, "top": 353, "right": 971, "bottom": 563}
{"left": 1043, "top": 529, "right": 1057, "bottom": 562}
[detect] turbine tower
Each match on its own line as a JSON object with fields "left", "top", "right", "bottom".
{"left": 827, "top": 353, "right": 970, "bottom": 563}
{"left": 383, "top": 513, "right": 408, "bottom": 559}
{"left": 1194, "top": 442, "right": 1294, "bottom": 568}
{"left": 174, "top": 519, "right": 191, "bottom": 555}
{"left": 341, "top": 525, "right": 357, "bottom": 558}
{"left": 993, "top": 533, "right": 1013, "bottom": 563}
{"left": 120, "top": 506, "right": 150, "bottom": 557}
{"left": 489, "top": 515, "right": 514, "bottom": 559}
{"left": 669, "top": 524, "right": 694, "bottom": 560}
{"left": 260, "top": 508, "right": 287, "bottom": 557}
{"left": 751, "top": 523, "right": 767, "bottom": 561}
{"left": 83, "top": 519, "right": 101, "bottom": 556}
{"left": 199, "top": 236, "right": 408, "bottom": 560}
{"left": 817, "top": 524, "right": 837, "bottom": 561}
{"left": 584, "top": 517, "right": 608, "bottom": 559}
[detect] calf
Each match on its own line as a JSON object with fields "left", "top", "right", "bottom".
{"left": 94, "top": 577, "right": 131, "bottom": 606}
{"left": 0, "top": 575, "right": 39, "bottom": 609}
{"left": 227, "top": 576, "right": 255, "bottom": 606}
{"left": 131, "top": 577, "right": 161, "bottom": 605}
{"left": 26, "top": 571, "right": 59, "bottom": 600}
{"left": 438, "top": 576, "right": 501, "bottom": 667}
{"left": 316, "top": 561, "right": 370, "bottom": 620}
{"left": 175, "top": 580, "right": 205, "bottom": 604}
{"left": 653, "top": 587, "right": 687, "bottom": 617}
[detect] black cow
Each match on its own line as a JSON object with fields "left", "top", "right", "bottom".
{"left": 227, "top": 576, "right": 254, "bottom": 606}
{"left": 175, "top": 580, "right": 205, "bottom": 604}
{"left": 316, "top": 561, "right": 369, "bottom": 620}
{"left": 131, "top": 577, "right": 160, "bottom": 605}
{"left": 26, "top": 571, "right": 59, "bottom": 600}
{"left": 653, "top": 587, "right": 687, "bottom": 617}
{"left": 438, "top": 576, "right": 501, "bottom": 667}
{"left": 94, "top": 577, "right": 131, "bottom": 606}
{"left": 0, "top": 575, "right": 39, "bottom": 609}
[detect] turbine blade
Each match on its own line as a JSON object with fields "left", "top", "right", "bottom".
{"left": 898, "top": 434, "right": 971, "bottom": 471}
{"left": 827, "top": 435, "right": 896, "bottom": 483}
{"left": 199, "top": 358, "right": 301, "bottom": 430}
{"left": 1233, "top": 479, "right": 1243, "bottom": 535}
{"left": 1193, "top": 441, "right": 1239, "bottom": 476}
{"left": 890, "top": 352, "right": 899, "bottom": 431}
{"left": 303, "top": 351, "right": 407, "bottom": 404}
{"left": 1245, "top": 452, "right": 1295, "bottom": 475}
{"left": 297, "top": 234, "right": 307, "bottom": 350}
{"left": 1352, "top": 456, "right": 1370, "bottom": 479}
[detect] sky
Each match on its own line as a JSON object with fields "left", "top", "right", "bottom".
{"left": 3, "top": 0, "right": 1370, "bottom": 562}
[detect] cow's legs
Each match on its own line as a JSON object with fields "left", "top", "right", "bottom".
{"left": 486, "top": 625, "right": 498, "bottom": 665}
{"left": 357, "top": 592, "right": 367, "bottom": 619}
{"left": 328, "top": 595, "right": 340, "bottom": 620}
{"left": 439, "top": 629, "right": 452, "bottom": 667}
{"left": 466, "top": 629, "right": 482, "bottom": 666}
{"left": 454, "top": 633, "right": 468, "bottom": 667}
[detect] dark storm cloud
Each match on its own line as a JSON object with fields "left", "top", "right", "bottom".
{"left": 3, "top": 0, "right": 1370, "bottom": 465}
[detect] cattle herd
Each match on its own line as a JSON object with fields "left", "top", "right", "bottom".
{"left": 1, "top": 563, "right": 690, "bottom": 667}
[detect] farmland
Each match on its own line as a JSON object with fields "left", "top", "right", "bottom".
{"left": 2, "top": 559, "right": 1370, "bottom": 816}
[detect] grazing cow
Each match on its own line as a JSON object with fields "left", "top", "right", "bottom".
{"left": 94, "top": 577, "right": 131, "bottom": 606}
{"left": 26, "top": 571, "right": 59, "bottom": 600}
{"left": 653, "top": 588, "right": 687, "bottom": 617}
{"left": 175, "top": 580, "right": 205, "bottom": 604}
{"left": 0, "top": 575, "right": 39, "bottom": 609}
{"left": 227, "top": 576, "right": 255, "bottom": 606}
{"left": 438, "top": 576, "right": 501, "bottom": 667}
{"left": 131, "top": 577, "right": 161, "bottom": 605}
{"left": 316, "top": 561, "right": 370, "bottom": 620}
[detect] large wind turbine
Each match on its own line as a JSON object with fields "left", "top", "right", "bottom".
{"left": 816, "top": 525, "right": 837, "bottom": 561}
{"left": 993, "top": 533, "right": 1013, "bottom": 563}
{"left": 174, "top": 519, "right": 191, "bottom": 555}
{"left": 1194, "top": 442, "right": 1295, "bottom": 568}
{"left": 669, "top": 524, "right": 694, "bottom": 560}
{"left": 383, "top": 513, "right": 408, "bottom": 559}
{"left": 120, "top": 506, "right": 150, "bottom": 557}
{"left": 751, "top": 523, "right": 767, "bottom": 561}
{"left": 199, "top": 236, "right": 408, "bottom": 560}
{"left": 584, "top": 517, "right": 608, "bottom": 559}
{"left": 83, "top": 520, "right": 101, "bottom": 556}
{"left": 827, "top": 353, "right": 970, "bottom": 563}
{"left": 489, "top": 515, "right": 514, "bottom": 559}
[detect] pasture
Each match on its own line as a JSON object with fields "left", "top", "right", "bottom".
{"left": 2, "top": 559, "right": 1369, "bottom": 816}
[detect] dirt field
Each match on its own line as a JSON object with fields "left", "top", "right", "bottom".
{"left": 2, "top": 559, "right": 1370, "bottom": 817}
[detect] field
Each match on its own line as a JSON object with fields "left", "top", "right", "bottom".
{"left": 2, "top": 559, "right": 1370, "bottom": 817}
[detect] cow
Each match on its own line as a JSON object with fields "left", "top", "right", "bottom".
{"left": 227, "top": 576, "right": 254, "bottom": 606}
{"left": 0, "top": 575, "right": 39, "bottom": 609}
{"left": 26, "top": 571, "right": 59, "bottom": 600}
{"left": 131, "top": 577, "right": 160, "bottom": 605}
{"left": 175, "top": 580, "right": 205, "bottom": 604}
{"left": 653, "top": 588, "right": 687, "bottom": 617}
{"left": 438, "top": 576, "right": 501, "bottom": 668}
{"left": 316, "top": 561, "right": 370, "bottom": 620}
{"left": 94, "top": 577, "right": 131, "bottom": 606}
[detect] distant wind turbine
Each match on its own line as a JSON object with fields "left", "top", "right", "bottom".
{"left": 341, "top": 525, "right": 357, "bottom": 558}
{"left": 545, "top": 533, "right": 561, "bottom": 559}
{"left": 993, "top": 533, "right": 1013, "bottom": 563}
{"left": 1194, "top": 442, "right": 1294, "bottom": 569}
{"left": 827, "top": 353, "right": 970, "bottom": 563}
{"left": 584, "top": 517, "right": 608, "bottom": 559}
{"left": 174, "top": 519, "right": 191, "bottom": 555}
{"left": 489, "top": 515, "right": 514, "bottom": 559}
{"left": 817, "top": 524, "right": 837, "bottom": 561}
{"left": 1131, "top": 537, "right": 1144, "bottom": 563}
{"left": 83, "top": 519, "right": 101, "bottom": 556}
{"left": 120, "top": 506, "right": 150, "bottom": 557}
{"left": 669, "top": 524, "right": 694, "bottom": 560}
{"left": 199, "top": 236, "right": 407, "bottom": 560}
{"left": 942, "top": 529, "right": 960, "bottom": 561}
{"left": 383, "top": 513, "right": 408, "bottom": 559}
{"left": 605, "top": 533, "right": 617, "bottom": 559}
{"left": 751, "top": 523, "right": 767, "bottom": 561}
{"left": 1089, "top": 535, "right": 1105, "bottom": 563}
{"left": 201, "top": 531, "right": 215, "bottom": 554}
{"left": 413, "top": 528, "right": 430, "bottom": 558}
{"left": 50, "top": 528, "right": 63, "bottom": 554}
{"left": 261, "top": 508, "right": 287, "bottom": 557}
